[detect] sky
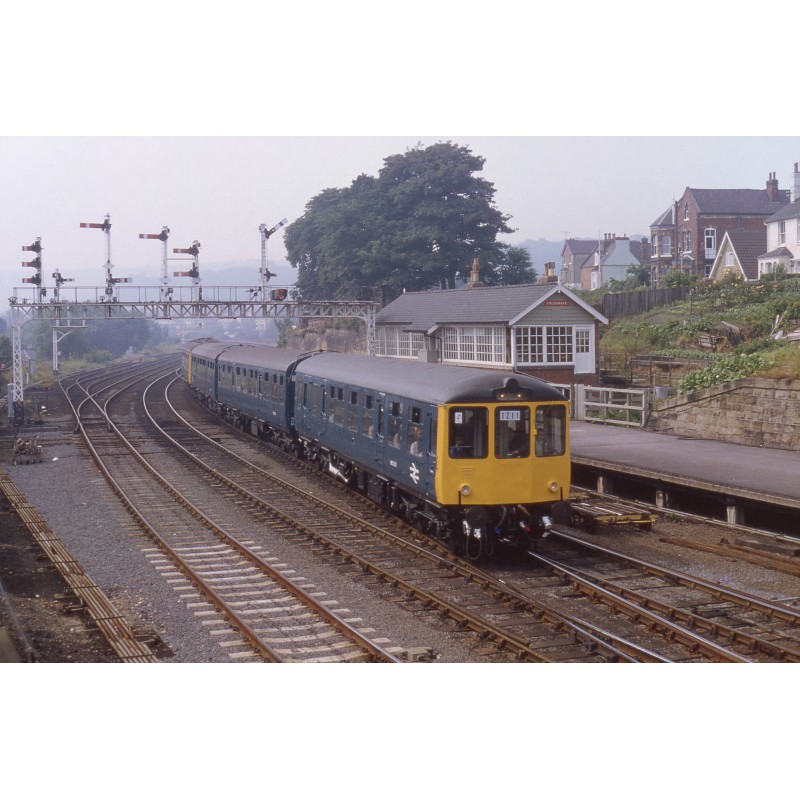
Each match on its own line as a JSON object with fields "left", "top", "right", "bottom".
{"left": 2, "top": 135, "right": 798, "bottom": 307}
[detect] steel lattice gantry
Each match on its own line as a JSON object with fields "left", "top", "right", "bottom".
{"left": 8, "top": 287, "right": 378, "bottom": 408}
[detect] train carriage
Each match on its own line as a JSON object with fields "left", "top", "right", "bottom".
{"left": 183, "top": 340, "right": 571, "bottom": 560}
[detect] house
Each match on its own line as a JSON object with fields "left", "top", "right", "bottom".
{"left": 580, "top": 234, "right": 643, "bottom": 291}
{"left": 374, "top": 279, "right": 608, "bottom": 385}
{"left": 561, "top": 235, "right": 649, "bottom": 290}
{"left": 708, "top": 229, "right": 768, "bottom": 282}
{"left": 758, "top": 164, "right": 800, "bottom": 277}
{"left": 650, "top": 171, "right": 790, "bottom": 286}
{"left": 560, "top": 239, "right": 596, "bottom": 288}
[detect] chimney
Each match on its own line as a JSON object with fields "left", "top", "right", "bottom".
{"left": 766, "top": 171, "right": 780, "bottom": 202}
{"left": 794, "top": 162, "right": 800, "bottom": 203}
{"left": 465, "top": 256, "right": 484, "bottom": 288}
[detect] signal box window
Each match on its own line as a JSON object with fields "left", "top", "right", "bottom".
{"left": 448, "top": 407, "right": 487, "bottom": 458}
{"left": 535, "top": 406, "right": 566, "bottom": 457}
{"left": 495, "top": 407, "right": 530, "bottom": 459}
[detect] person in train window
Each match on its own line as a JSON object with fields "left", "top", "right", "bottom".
{"left": 507, "top": 424, "right": 529, "bottom": 457}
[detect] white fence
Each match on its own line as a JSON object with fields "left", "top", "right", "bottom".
{"left": 554, "top": 384, "right": 650, "bottom": 428}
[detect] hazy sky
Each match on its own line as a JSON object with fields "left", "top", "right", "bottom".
{"left": 2, "top": 135, "right": 799, "bottom": 306}
{"left": 3, "top": 5, "right": 793, "bottom": 312}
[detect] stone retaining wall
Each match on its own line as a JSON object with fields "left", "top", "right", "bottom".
{"left": 647, "top": 378, "right": 800, "bottom": 450}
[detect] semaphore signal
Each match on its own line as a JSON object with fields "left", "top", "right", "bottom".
{"left": 139, "top": 226, "right": 171, "bottom": 300}
{"left": 80, "top": 214, "right": 131, "bottom": 296}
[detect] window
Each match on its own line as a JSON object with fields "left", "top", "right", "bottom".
{"left": 375, "top": 328, "right": 426, "bottom": 358}
{"left": 347, "top": 390, "right": 359, "bottom": 431}
{"left": 388, "top": 401, "right": 403, "bottom": 448}
{"left": 495, "top": 407, "right": 530, "bottom": 459}
{"left": 684, "top": 202, "right": 689, "bottom": 220}
{"left": 334, "top": 386, "right": 344, "bottom": 425}
{"left": 448, "top": 407, "right": 488, "bottom": 459}
{"left": 779, "top": 220, "right": 786, "bottom": 245}
{"left": 575, "top": 328, "right": 590, "bottom": 354}
{"left": 661, "top": 234, "right": 671, "bottom": 258}
{"left": 407, "top": 406, "right": 423, "bottom": 455}
{"left": 362, "top": 395, "right": 375, "bottom": 438}
{"left": 726, "top": 250, "right": 735, "bottom": 268}
{"left": 704, "top": 228, "right": 716, "bottom": 258}
{"left": 515, "top": 326, "right": 573, "bottom": 365}
{"left": 440, "top": 326, "right": 505, "bottom": 364}
{"left": 534, "top": 405, "right": 566, "bottom": 457}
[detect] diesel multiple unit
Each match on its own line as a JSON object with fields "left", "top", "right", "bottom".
{"left": 183, "top": 340, "right": 571, "bottom": 560}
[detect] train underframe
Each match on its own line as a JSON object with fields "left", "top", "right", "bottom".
{"left": 192, "top": 387, "right": 557, "bottom": 561}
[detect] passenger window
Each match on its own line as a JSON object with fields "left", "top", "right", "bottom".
{"left": 495, "top": 407, "right": 530, "bottom": 459}
{"left": 407, "top": 406, "right": 423, "bottom": 455}
{"left": 347, "top": 391, "right": 359, "bottom": 431}
{"left": 363, "top": 395, "right": 375, "bottom": 438}
{"left": 388, "top": 401, "right": 403, "bottom": 449}
{"left": 535, "top": 405, "right": 567, "bottom": 457}
{"left": 448, "top": 407, "right": 488, "bottom": 459}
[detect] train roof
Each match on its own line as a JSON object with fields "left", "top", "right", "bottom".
{"left": 189, "top": 341, "right": 303, "bottom": 371}
{"left": 187, "top": 341, "right": 566, "bottom": 404}
{"left": 295, "top": 352, "right": 565, "bottom": 404}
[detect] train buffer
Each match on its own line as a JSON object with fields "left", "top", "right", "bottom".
{"left": 566, "top": 494, "right": 657, "bottom": 534}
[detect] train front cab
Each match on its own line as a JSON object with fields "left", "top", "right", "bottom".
{"left": 435, "top": 385, "right": 570, "bottom": 554}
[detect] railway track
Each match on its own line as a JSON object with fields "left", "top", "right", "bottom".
{"left": 62, "top": 358, "right": 399, "bottom": 663}
{"left": 528, "top": 528, "right": 800, "bottom": 663}
{"left": 27, "top": 355, "right": 795, "bottom": 663}
{"left": 165, "top": 369, "right": 790, "bottom": 662}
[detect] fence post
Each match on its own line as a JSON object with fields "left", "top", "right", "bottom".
{"left": 572, "top": 383, "right": 586, "bottom": 421}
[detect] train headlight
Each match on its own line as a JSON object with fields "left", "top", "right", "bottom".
{"left": 460, "top": 484, "right": 472, "bottom": 497}
{"left": 549, "top": 481, "right": 559, "bottom": 493}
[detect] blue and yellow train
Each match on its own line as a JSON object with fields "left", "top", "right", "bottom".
{"left": 182, "top": 340, "right": 571, "bottom": 560}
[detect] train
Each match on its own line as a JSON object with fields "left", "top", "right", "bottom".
{"left": 181, "top": 339, "right": 571, "bottom": 560}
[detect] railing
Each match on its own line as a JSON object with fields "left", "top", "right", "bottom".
{"left": 554, "top": 383, "right": 650, "bottom": 428}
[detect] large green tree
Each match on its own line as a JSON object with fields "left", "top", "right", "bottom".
{"left": 284, "top": 142, "right": 516, "bottom": 300}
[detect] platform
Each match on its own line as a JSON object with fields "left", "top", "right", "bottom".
{"left": 570, "top": 421, "right": 800, "bottom": 512}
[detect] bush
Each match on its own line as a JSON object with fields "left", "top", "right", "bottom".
{"left": 678, "top": 352, "right": 770, "bottom": 394}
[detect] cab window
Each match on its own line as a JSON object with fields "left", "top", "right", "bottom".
{"left": 495, "top": 407, "right": 530, "bottom": 458}
{"left": 448, "top": 407, "right": 487, "bottom": 459}
{"left": 535, "top": 405, "right": 566, "bottom": 457}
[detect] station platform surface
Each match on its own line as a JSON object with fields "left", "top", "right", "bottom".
{"left": 570, "top": 421, "right": 800, "bottom": 509}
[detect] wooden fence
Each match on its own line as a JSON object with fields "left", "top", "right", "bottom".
{"left": 600, "top": 287, "right": 690, "bottom": 319}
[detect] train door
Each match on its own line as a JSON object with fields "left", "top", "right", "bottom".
{"left": 374, "top": 396, "right": 386, "bottom": 468}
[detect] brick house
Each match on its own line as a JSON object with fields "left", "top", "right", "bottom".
{"left": 650, "top": 172, "right": 790, "bottom": 285}
{"left": 374, "top": 281, "right": 608, "bottom": 385}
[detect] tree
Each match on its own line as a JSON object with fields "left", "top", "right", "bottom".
{"left": 483, "top": 245, "right": 538, "bottom": 286}
{"left": 662, "top": 269, "right": 697, "bottom": 288}
{"left": 285, "top": 142, "right": 515, "bottom": 300}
